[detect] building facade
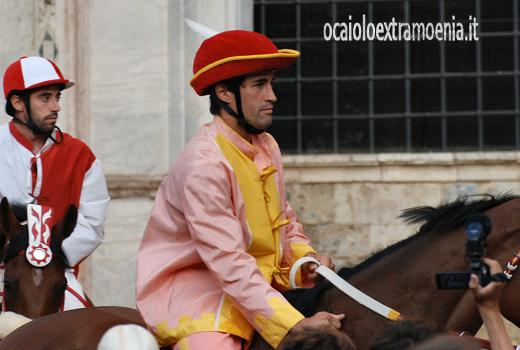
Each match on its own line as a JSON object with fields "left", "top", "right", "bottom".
{"left": 1, "top": 0, "right": 519, "bottom": 319}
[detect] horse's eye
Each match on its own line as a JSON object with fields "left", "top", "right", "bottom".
{"left": 54, "top": 281, "right": 67, "bottom": 295}
{"left": 3, "top": 277, "right": 18, "bottom": 294}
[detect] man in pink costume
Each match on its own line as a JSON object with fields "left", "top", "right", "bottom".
{"left": 136, "top": 30, "right": 343, "bottom": 349}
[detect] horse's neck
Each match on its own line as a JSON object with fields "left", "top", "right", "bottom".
{"left": 347, "top": 228, "right": 471, "bottom": 321}
{"left": 352, "top": 228, "right": 467, "bottom": 284}
{"left": 485, "top": 200, "right": 520, "bottom": 259}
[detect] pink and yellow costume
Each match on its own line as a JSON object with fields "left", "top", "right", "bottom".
{"left": 136, "top": 116, "right": 315, "bottom": 349}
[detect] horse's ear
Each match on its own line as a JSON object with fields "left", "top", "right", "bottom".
{"left": 0, "top": 197, "right": 22, "bottom": 241}
{"left": 52, "top": 205, "right": 78, "bottom": 241}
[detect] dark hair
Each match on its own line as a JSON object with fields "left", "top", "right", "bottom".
{"left": 5, "top": 90, "right": 31, "bottom": 117}
{"left": 5, "top": 83, "right": 65, "bottom": 117}
{"left": 208, "top": 76, "right": 245, "bottom": 115}
{"left": 412, "top": 334, "right": 479, "bottom": 350}
{"left": 279, "top": 327, "right": 356, "bottom": 350}
{"left": 369, "top": 319, "right": 447, "bottom": 350}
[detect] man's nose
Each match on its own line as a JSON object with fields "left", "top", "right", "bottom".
{"left": 51, "top": 98, "right": 60, "bottom": 112}
{"left": 266, "top": 84, "right": 277, "bottom": 102}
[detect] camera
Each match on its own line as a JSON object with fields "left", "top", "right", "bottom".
{"left": 436, "top": 213, "right": 492, "bottom": 290}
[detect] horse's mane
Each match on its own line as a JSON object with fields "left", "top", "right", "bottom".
{"left": 283, "top": 192, "right": 520, "bottom": 316}
{"left": 0, "top": 201, "right": 69, "bottom": 267}
{"left": 338, "top": 192, "right": 520, "bottom": 280}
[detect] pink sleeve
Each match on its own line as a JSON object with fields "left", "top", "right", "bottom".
{"left": 182, "top": 164, "right": 303, "bottom": 344}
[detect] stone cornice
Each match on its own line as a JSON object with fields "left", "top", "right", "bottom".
{"left": 282, "top": 151, "right": 520, "bottom": 167}
{"left": 106, "top": 174, "right": 164, "bottom": 199}
{"left": 106, "top": 151, "right": 520, "bottom": 198}
{"left": 282, "top": 151, "right": 520, "bottom": 184}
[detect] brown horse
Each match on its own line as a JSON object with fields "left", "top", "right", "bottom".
{"left": 0, "top": 197, "right": 77, "bottom": 318}
{"left": 3, "top": 194, "right": 520, "bottom": 349}
{"left": 248, "top": 193, "right": 520, "bottom": 350}
{"left": 0, "top": 306, "right": 150, "bottom": 350}
{"left": 0, "top": 198, "right": 165, "bottom": 349}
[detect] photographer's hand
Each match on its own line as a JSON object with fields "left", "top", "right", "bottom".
{"left": 469, "top": 258, "right": 512, "bottom": 350}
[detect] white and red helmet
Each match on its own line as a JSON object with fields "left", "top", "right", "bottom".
{"left": 3, "top": 56, "right": 75, "bottom": 114}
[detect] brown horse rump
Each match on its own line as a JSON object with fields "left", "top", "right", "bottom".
{"left": 0, "top": 306, "right": 147, "bottom": 350}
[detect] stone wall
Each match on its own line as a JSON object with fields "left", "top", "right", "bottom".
{"left": 2, "top": 1, "right": 520, "bottom": 340}
{"left": 283, "top": 152, "right": 520, "bottom": 268}
{"left": 93, "top": 151, "right": 520, "bottom": 307}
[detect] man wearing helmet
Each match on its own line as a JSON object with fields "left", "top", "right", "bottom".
{"left": 136, "top": 31, "right": 343, "bottom": 349}
{"left": 0, "top": 56, "right": 110, "bottom": 310}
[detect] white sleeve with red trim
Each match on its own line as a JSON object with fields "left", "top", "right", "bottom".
{"left": 61, "top": 159, "right": 110, "bottom": 267}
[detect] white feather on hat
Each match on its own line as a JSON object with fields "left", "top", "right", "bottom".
{"left": 185, "top": 19, "right": 222, "bottom": 38}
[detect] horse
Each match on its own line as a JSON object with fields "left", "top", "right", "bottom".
{"left": 248, "top": 193, "right": 520, "bottom": 350}
{"left": 3, "top": 194, "right": 520, "bottom": 349}
{"left": 0, "top": 306, "right": 152, "bottom": 350}
{"left": 0, "top": 197, "right": 78, "bottom": 318}
{"left": 0, "top": 197, "right": 167, "bottom": 349}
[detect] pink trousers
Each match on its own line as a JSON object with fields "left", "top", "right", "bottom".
{"left": 172, "top": 332, "right": 244, "bottom": 350}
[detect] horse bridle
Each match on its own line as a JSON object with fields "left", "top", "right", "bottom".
{"left": 0, "top": 208, "right": 89, "bottom": 314}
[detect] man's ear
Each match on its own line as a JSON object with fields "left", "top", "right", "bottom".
{"left": 10, "top": 95, "right": 26, "bottom": 113}
{"left": 215, "top": 84, "right": 234, "bottom": 104}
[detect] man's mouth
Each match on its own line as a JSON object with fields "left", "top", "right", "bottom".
{"left": 45, "top": 113, "right": 58, "bottom": 121}
{"left": 261, "top": 106, "right": 274, "bottom": 114}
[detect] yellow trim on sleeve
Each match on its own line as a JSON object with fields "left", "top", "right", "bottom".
{"left": 290, "top": 243, "right": 316, "bottom": 288}
{"left": 155, "top": 314, "right": 216, "bottom": 347}
{"left": 216, "top": 295, "right": 256, "bottom": 339}
{"left": 177, "top": 338, "right": 190, "bottom": 350}
{"left": 253, "top": 297, "right": 304, "bottom": 349}
{"left": 191, "top": 49, "right": 300, "bottom": 83}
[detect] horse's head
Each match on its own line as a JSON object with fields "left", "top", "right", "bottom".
{"left": 0, "top": 197, "right": 77, "bottom": 319}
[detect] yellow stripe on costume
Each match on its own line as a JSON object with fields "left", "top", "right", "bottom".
{"left": 177, "top": 338, "right": 190, "bottom": 350}
{"left": 289, "top": 242, "right": 315, "bottom": 287}
{"left": 253, "top": 297, "right": 305, "bottom": 349}
{"left": 217, "top": 295, "right": 256, "bottom": 339}
{"left": 215, "top": 133, "right": 280, "bottom": 281}
{"left": 155, "top": 314, "right": 216, "bottom": 347}
{"left": 214, "top": 132, "right": 306, "bottom": 347}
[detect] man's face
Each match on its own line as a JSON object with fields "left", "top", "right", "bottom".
{"left": 238, "top": 70, "right": 277, "bottom": 131}
{"left": 28, "top": 85, "right": 61, "bottom": 133}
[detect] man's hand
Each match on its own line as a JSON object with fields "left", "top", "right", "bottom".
{"left": 469, "top": 257, "right": 506, "bottom": 310}
{"left": 468, "top": 258, "right": 512, "bottom": 350}
{"left": 279, "top": 312, "right": 349, "bottom": 350}
{"left": 289, "top": 312, "right": 344, "bottom": 335}
{"left": 302, "top": 252, "right": 336, "bottom": 284}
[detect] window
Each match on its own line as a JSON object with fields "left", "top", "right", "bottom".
{"left": 254, "top": 0, "right": 520, "bottom": 154}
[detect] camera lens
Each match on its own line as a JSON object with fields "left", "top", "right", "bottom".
{"left": 466, "top": 222, "right": 483, "bottom": 241}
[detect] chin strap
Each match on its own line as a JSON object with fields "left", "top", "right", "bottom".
{"left": 48, "top": 126, "right": 63, "bottom": 144}
{"left": 13, "top": 116, "right": 48, "bottom": 136}
{"left": 209, "top": 90, "right": 265, "bottom": 135}
{"left": 12, "top": 117, "right": 63, "bottom": 144}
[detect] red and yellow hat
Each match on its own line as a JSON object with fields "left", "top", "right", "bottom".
{"left": 190, "top": 30, "right": 300, "bottom": 96}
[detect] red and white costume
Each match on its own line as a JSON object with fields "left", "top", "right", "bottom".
{"left": 0, "top": 121, "right": 110, "bottom": 310}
